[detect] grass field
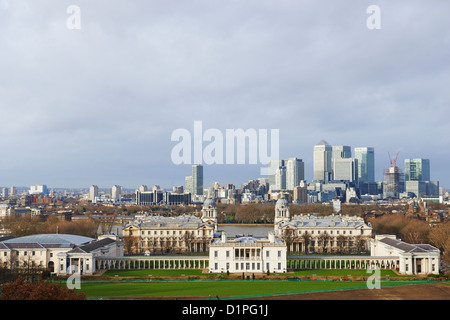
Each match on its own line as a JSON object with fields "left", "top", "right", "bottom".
{"left": 76, "top": 279, "right": 432, "bottom": 299}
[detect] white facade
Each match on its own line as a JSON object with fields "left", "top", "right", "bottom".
{"left": 209, "top": 232, "right": 287, "bottom": 273}
{"left": 370, "top": 235, "right": 440, "bottom": 275}
{"left": 89, "top": 185, "right": 98, "bottom": 202}
{"left": 0, "top": 234, "right": 123, "bottom": 276}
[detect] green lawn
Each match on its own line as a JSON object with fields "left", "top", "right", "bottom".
{"left": 76, "top": 279, "right": 432, "bottom": 299}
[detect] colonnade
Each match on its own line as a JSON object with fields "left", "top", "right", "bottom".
{"left": 96, "top": 256, "right": 209, "bottom": 271}
{"left": 287, "top": 256, "right": 399, "bottom": 271}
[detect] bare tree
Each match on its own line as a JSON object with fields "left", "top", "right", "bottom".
{"left": 318, "top": 231, "right": 331, "bottom": 254}
{"left": 301, "top": 231, "right": 312, "bottom": 253}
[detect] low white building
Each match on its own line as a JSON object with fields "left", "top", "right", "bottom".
{"left": 0, "top": 233, "right": 123, "bottom": 275}
{"left": 370, "top": 235, "right": 440, "bottom": 275}
{"left": 209, "top": 231, "right": 287, "bottom": 274}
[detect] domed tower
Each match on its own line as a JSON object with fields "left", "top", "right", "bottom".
{"left": 201, "top": 197, "right": 218, "bottom": 230}
{"left": 274, "top": 198, "right": 290, "bottom": 235}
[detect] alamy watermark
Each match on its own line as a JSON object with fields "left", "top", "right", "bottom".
{"left": 171, "top": 121, "right": 280, "bottom": 175}
{"left": 66, "top": 265, "right": 81, "bottom": 290}
{"left": 366, "top": 267, "right": 381, "bottom": 289}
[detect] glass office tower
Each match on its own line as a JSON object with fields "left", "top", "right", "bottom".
{"left": 404, "top": 159, "right": 430, "bottom": 181}
{"left": 354, "top": 147, "right": 375, "bottom": 182}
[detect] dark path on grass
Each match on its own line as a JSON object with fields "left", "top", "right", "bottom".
{"left": 246, "top": 283, "right": 450, "bottom": 300}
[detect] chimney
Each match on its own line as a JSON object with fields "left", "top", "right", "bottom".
{"left": 221, "top": 231, "right": 227, "bottom": 243}
{"left": 268, "top": 231, "right": 275, "bottom": 243}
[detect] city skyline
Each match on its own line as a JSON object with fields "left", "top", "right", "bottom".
{"left": 1, "top": 142, "right": 444, "bottom": 193}
{"left": 0, "top": 1, "right": 449, "bottom": 190}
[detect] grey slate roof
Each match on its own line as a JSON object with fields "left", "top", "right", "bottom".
{"left": 68, "top": 238, "right": 116, "bottom": 253}
{"left": 379, "top": 237, "right": 439, "bottom": 253}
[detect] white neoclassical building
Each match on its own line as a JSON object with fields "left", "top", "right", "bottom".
{"left": 274, "top": 198, "right": 373, "bottom": 253}
{"left": 0, "top": 234, "right": 123, "bottom": 275}
{"left": 209, "top": 231, "right": 287, "bottom": 274}
{"left": 123, "top": 198, "right": 218, "bottom": 254}
{"left": 370, "top": 235, "right": 440, "bottom": 275}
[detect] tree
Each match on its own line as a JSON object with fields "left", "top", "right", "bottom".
{"left": 301, "top": 231, "right": 311, "bottom": 253}
{"left": 0, "top": 276, "right": 86, "bottom": 300}
{"left": 281, "top": 229, "right": 296, "bottom": 254}
{"left": 317, "top": 232, "right": 331, "bottom": 254}
{"left": 336, "top": 235, "right": 347, "bottom": 253}
{"left": 183, "top": 231, "right": 194, "bottom": 254}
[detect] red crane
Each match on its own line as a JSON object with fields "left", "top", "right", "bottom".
{"left": 388, "top": 151, "right": 400, "bottom": 167}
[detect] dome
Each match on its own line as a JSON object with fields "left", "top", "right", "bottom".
{"left": 276, "top": 198, "right": 289, "bottom": 208}
{"left": 203, "top": 198, "right": 216, "bottom": 208}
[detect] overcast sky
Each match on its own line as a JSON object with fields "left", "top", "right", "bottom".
{"left": 0, "top": 0, "right": 449, "bottom": 190}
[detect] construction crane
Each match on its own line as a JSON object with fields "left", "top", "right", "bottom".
{"left": 388, "top": 151, "right": 400, "bottom": 168}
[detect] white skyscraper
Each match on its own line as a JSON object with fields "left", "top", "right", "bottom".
{"left": 89, "top": 185, "right": 98, "bottom": 202}
{"left": 333, "top": 158, "right": 358, "bottom": 182}
{"left": 269, "top": 158, "right": 304, "bottom": 191}
{"left": 111, "top": 185, "right": 122, "bottom": 200}
{"left": 285, "top": 158, "right": 305, "bottom": 190}
{"left": 313, "top": 140, "right": 332, "bottom": 183}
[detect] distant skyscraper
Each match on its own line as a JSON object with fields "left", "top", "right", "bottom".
{"left": 383, "top": 164, "right": 404, "bottom": 199}
{"left": 192, "top": 164, "right": 203, "bottom": 195}
{"left": 9, "top": 186, "right": 16, "bottom": 196}
{"left": 139, "top": 185, "right": 148, "bottom": 192}
{"left": 269, "top": 158, "right": 304, "bottom": 191}
{"left": 185, "top": 165, "right": 204, "bottom": 196}
{"left": 332, "top": 145, "right": 351, "bottom": 160}
{"left": 111, "top": 185, "right": 122, "bottom": 200}
{"left": 285, "top": 158, "right": 305, "bottom": 190}
{"left": 268, "top": 160, "right": 284, "bottom": 188}
{"left": 354, "top": 147, "right": 375, "bottom": 183}
{"left": 332, "top": 158, "right": 358, "bottom": 183}
{"left": 185, "top": 176, "right": 193, "bottom": 194}
{"left": 313, "top": 140, "right": 332, "bottom": 183}
{"left": 89, "top": 185, "right": 98, "bottom": 201}
{"left": 404, "top": 159, "right": 430, "bottom": 181}
{"left": 274, "top": 166, "right": 286, "bottom": 190}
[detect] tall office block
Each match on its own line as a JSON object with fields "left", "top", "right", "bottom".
{"left": 285, "top": 158, "right": 305, "bottom": 190}
{"left": 268, "top": 160, "right": 284, "bottom": 189}
{"left": 313, "top": 140, "right": 332, "bottom": 183}
{"left": 274, "top": 166, "right": 286, "bottom": 190}
{"left": 354, "top": 147, "right": 375, "bottom": 183}
{"left": 404, "top": 159, "right": 430, "bottom": 181}
{"left": 185, "top": 176, "right": 193, "bottom": 194}
{"left": 89, "top": 185, "right": 98, "bottom": 202}
{"left": 111, "top": 185, "right": 122, "bottom": 200}
{"left": 192, "top": 164, "right": 203, "bottom": 195}
{"left": 269, "top": 158, "right": 304, "bottom": 191}
{"left": 333, "top": 158, "right": 358, "bottom": 183}
{"left": 332, "top": 145, "right": 351, "bottom": 160}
